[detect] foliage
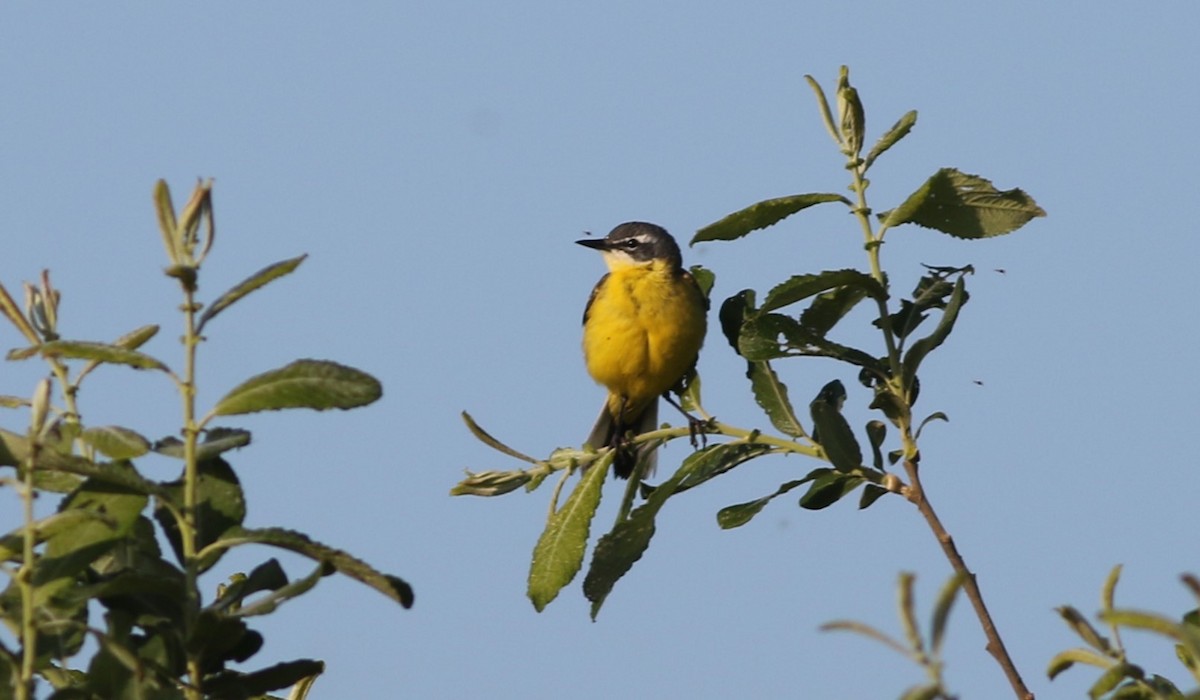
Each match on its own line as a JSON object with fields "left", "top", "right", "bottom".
{"left": 0, "top": 181, "right": 412, "bottom": 699}
{"left": 1048, "top": 566, "right": 1200, "bottom": 698}
{"left": 456, "top": 66, "right": 1044, "bottom": 695}
{"left": 822, "top": 572, "right": 965, "bottom": 700}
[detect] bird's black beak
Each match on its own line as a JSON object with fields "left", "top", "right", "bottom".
{"left": 576, "top": 238, "right": 609, "bottom": 251}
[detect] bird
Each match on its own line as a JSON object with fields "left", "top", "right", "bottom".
{"left": 578, "top": 222, "right": 708, "bottom": 479}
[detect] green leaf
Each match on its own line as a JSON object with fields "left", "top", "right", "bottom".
{"left": 898, "top": 572, "right": 924, "bottom": 655}
{"left": 688, "top": 264, "right": 715, "bottom": 299}
{"left": 20, "top": 340, "right": 170, "bottom": 372}
{"left": 719, "top": 290, "right": 756, "bottom": 351}
{"left": 460, "top": 412, "right": 537, "bottom": 463}
{"left": 914, "top": 412, "right": 948, "bottom": 440}
{"left": 584, "top": 449, "right": 713, "bottom": 617}
{"left": 0, "top": 395, "right": 28, "bottom": 409}
{"left": 810, "top": 381, "right": 863, "bottom": 471}
{"left": 1056, "top": 606, "right": 1113, "bottom": 654}
{"left": 799, "top": 472, "right": 865, "bottom": 510}
{"left": 864, "top": 110, "right": 918, "bottom": 170}
{"left": 858, "top": 484, "right": 887, "bottom": 510}
{"left": 81, "top": 426, "right": 152, "bottom": 460}
{"left": 692, "top": 193, "right": 850, "bottom": 244}
{"left": 674, "top": 443, "right": 777, "bottom": 493}
{"left": 800, "top": 283, "right": 872, "bottom": 338}
{"left": 717, "top": 478, "right": 810, "bottom": 529}
{"left": 153, "top": 426, "right": 252, "bottom": 460}
{"left": 112, "top": 324, "right": 160, "bottom": 350}
{"left": 212, "top": 359, "right": 382, "bottom": 416}
{"left": 0, "top": 509, "right": 109, "bottom": 562}
{"left": 232, "top": 561, "right": 326, "bottom": 618}
{"left": 881, "top": 168, "right": 1046, "bottom": 238}
{"left": 1088, "top": 663, "right": 1144, "bottom": 699}
{"left": 760, "top": 269, "right": 883, "bottom": 315}
{"left": 804, "top": 74, "right": 843, "bottom": 148}
{"left": 902, "top": 277, "right": 968, "bottom": 387}
{"left": 155, "top": 458, "right": 246, "bottom": 573}
{"left": 1102, "top": 564, "right": 1123, "bottom": 612}
{"left": 204, "top": 660, "right": 325, "bottom": 698}
{"left": 206, "top": 526, "right": 414, "bottom": 608}
{"left": 154, "top": 179, "right": 180, "bottom": 263}
{"left": 740, "top": 313, "right": 886, "bottom": 376}
{"left": 527, "top": 457, "right": 607, "bottom": 612}
{"left": 866, "top": 420, "right": 886, "bottom": 471}
{"left": 43, "top": 464, "right": 149, "bottom": 586}
{"left": 930, "top": 573, "right": 965, "bottom": 656}
{"left": 197, "top": 254, "right": 308, "bottom": 333}
{"left": 820, "top": 619, "right": 911, "bottom": 658}
{"left": 1047, "top": 648, "right": 1116, "bottom": 679}
{"left": 747, "top": 361, "right": 805, "bottom": 437}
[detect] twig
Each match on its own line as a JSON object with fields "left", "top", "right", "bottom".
{"left": 903, "top": 459, "right": 1033, "bottom": 700}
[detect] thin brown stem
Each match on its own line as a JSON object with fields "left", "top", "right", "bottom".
{"left": 902, "top": 460, "right": 1033, "bottom": 700}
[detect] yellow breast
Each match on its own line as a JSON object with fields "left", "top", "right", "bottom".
{"left": 582, "top": 260, "right": 707, "bottom": 414}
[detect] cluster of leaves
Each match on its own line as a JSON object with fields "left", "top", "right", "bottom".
{"left": 1049, "top": 566, "right": 1200, "bottom": 698}
{"left": 0, "top": 181, "right": 412, "bottom": 699}
{"left": 454, "top": 68, "right": 1045, "bottom": 645}
{"left": 822, "top": 572, "right": 965, "bottom": 700}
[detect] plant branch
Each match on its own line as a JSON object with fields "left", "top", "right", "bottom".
{"left": 902, "top": 459, "right": 1032, "bottom": 700}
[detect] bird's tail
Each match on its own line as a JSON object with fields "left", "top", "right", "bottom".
{"left": 586, "top": 400, "right": 658, "bottom": 479}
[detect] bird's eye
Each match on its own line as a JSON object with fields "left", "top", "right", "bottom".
{"left": 622, "top": 239, "right": 639, "bottom": 249}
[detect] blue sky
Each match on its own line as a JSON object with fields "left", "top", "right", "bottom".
{"left": 2, "top": 3, "right": 1198, "bottom": 698}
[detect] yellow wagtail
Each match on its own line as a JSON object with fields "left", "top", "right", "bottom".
{"left": 577, "top": 222, "right": 708, "bottom": 479}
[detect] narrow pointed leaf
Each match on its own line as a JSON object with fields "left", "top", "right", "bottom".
{"left": 212, "top": 359, "right": 381, "bottom": 416}
{"left": 820, "top": 619, "right": 912, "bottom": 659}
{"left": 914, "top": 412, "right": 949, "bottom": 439}
{"left": 584, "top": 450, "right": 708, "bottom": 617}
{"left": 930, "top": 573, "right": 965, "bottom": 655}
{"left": 804, "top": 74, "right": 843, "bottom": 148}
{"left": 204, "top": 660, "right": 325, "bottom": 698}
{"left": 1047, "top": 648, "right": 1116, "bottom": 679}
{"left": 461, "top": 412, "right": 537, "bottom": 463}
{"left": 761, "top": 269, "right": 883, "bottom": 314}
{"left": 81, "top": 426, "right": 152, "bottom": 460}
{"left": 197, "top": 254, "right": 308, "bottom": 332}
{"left": 692, "top": 193, "right": 850, "bottom": 244}
{"left": 113, "top": 324, "right": 159, "bottom": 350}
{"left": 674, "top": 442, "right": 777, "bottom": 493}
{"left": 528, "top": 457, "right": 607, "bottom": 611}
{"left": 902, "top": 277, "right": 967, "bottom": 385}
{"left": 1102, "top": 564, "right": 1123, "bottom": 612}
{"left": 897, "top": 572, "right": 925, "bottom": 656}
{"left": 1056, "top": 606, "right": 1113, "bottom": 653}
{"left": 881, "top": 168, "right": 1046, "bottom": 238}
{"left": 154, "top": 179, "right": 180, "bottom": 263}
{"left": 24, "top": 340, "right": 169, "bottom": 372}
{"left": 864, "top": 110, "right": 917, "bottom": 170}
{"left": 207, "top": 526, "right": 413, "bottom": 608}
{"left": 717, "top": 478, "right": 809, "bottom": 529}
{"left": 0, "top": 395, "right": 29, "bottom": 409}
{"left": 748, "top": 361, "right": 805, "bottom": 437}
